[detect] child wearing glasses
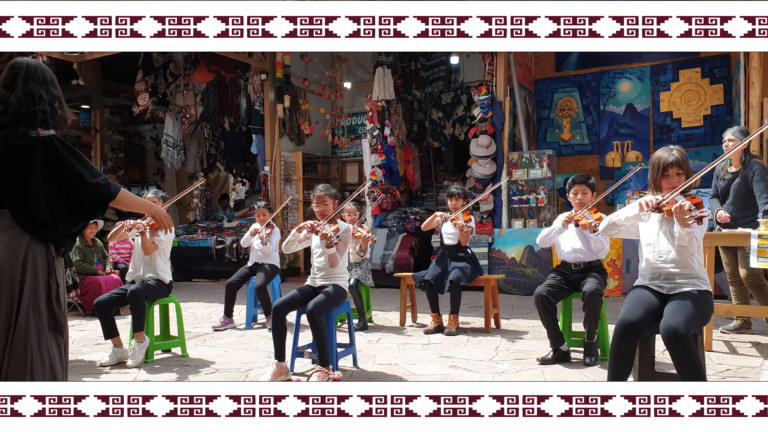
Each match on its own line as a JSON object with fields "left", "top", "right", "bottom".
{"left": 260, "top": 184, "right": 352, "bottom": 382}
{"left": 340, "top": 203, "right": 376, "bottom": 331}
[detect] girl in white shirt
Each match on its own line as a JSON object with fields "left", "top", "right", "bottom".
{"left": 212, "top": 201, "right": 281, "bottom": 331}
{"left": 260, "top": 184, "right": 352, "bottom": 382}
{"left": 599, "top": 145, "right": 714, "bottom": 381}
{"left": 413, "top": 186, "right": 483, "bottom": 336}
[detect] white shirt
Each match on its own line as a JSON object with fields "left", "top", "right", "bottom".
{"left": 349, "top": 234, "right": 371, "bottom": 263}
{"left": 537, "top": 212, "right": 610, "bottom": 263}
{"left": 599, "top": 200, "right": 710, "bottom": 294}
{"left": 441, "top": 216, "right": 475, "bottom": 245}
{"left": 282, "top": 221, "right": 352, "bottom": 288}
{"left": 126, "top": 228, "right": 175, "bottom": 284}
{"left": 240, "top": 222, "right": 281, "bottom": 267}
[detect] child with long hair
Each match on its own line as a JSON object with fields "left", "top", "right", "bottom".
{"left": 213, "top": 201, "right": 281, "bottom": 331}
{"left": 260, "top": 184, "right": 352, "bottom": 382}
{"left": 413, "top": 185, "right": 484, "bottom": 336}
{"left": 340, "top": 202, "right": 376, "bottom": 331}
{"left": 599, "top": 145, "right": 714, "bottom": 381}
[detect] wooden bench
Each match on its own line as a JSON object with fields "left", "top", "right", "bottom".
{"left": 393, "top": 274, "right": 505, "bottom": 333}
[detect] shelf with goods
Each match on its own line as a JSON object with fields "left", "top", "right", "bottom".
{"left": 508, "top": 149, "right": 557, "bottom": 230}
{"left": 291, "top": 152, "right": 341, "bottom": 274}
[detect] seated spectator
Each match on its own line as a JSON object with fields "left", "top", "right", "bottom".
{"left": 70, "top": 220, "right": 123, "bottom": 311}
{"left": 211, "top": 193, "right": 233, "bottom": 219}
{"left": 109, "top": 237, "right": 134, "bottom": 283}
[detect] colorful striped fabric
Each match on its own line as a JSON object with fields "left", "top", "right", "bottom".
{"left": 108, "top": 238, "right": 134, "bottom": 264}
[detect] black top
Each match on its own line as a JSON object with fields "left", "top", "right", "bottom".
{"left": 709, "top": 159, "right": 768, "bottom": 230}
{"left": 0, "top": 134, "right": 121, "bottom": 255}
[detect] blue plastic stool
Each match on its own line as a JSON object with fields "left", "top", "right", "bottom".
{"left": 245, "top": 275, "right": 282, "bottom": 329}
{"left": 289, "top": 300, "right": 359, "bottom": 373}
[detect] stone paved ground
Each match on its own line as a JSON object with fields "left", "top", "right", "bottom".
{"left": 67, "top": 282, "right": 768, "bottom": 381}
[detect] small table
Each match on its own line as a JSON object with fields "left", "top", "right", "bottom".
{"left": 393, "top": 273, "right": 505, "bottom": 333}
{"left": 703, "top": 232, "right": 768, "bottom": 351}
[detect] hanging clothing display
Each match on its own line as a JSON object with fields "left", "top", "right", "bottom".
{"left": 161, "top": 113, "right": 184, "bottom": 169}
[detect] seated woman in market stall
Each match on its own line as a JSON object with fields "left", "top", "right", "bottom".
{"left": 340, "top": 202, "right": 377, "bottom": 331}
{"left": 210, "top": 193, "right": 233, "bottom": 220}
{"left": 212, "top": 201, "right": 281, "bottom": 331}
{"left": 413, "top": 185, "right": 483, "bottom": 336}
{"left": 94, "top": 190, "right": 176, "bottom": 369}
{"left": 70, "top": 220, "right": 124, "bottom": 312}
{"left": 109, "top": 236, "right": 134, "bottom": 283}
{"left": 260, "top": 184, "right": 351, "bottom": 382}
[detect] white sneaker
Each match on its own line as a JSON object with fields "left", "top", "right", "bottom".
{"left": 126, "top": 337, "right": 151, "bottom": 368}
{"left": 258, "top": 360, "right": 292, "bottom": 381}
{"left": 99, "top": 346, "right": 129, "bottom": 367}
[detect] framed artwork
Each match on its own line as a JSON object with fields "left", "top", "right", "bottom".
{"left": 526, "top": 219, "right": 537, "bottom": 229}
{"left": 512, "top": 219, "right": 525, "bottom": 230}
{"left": 529, "top": 169, "right": 542, "bottom": 178}
{"left": 513, "top": 169, "right": 527, "bottom": 179}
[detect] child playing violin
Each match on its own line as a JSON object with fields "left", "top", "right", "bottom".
{"left": 340, "top": 203, "right": 376, "bottom": 331}
{"left": 533, "top": 174, "right": 609, "bottom": 367}
{"left": 260, "top": 184, "right": 352, "bottom": 382}
{"left": 413, "top": 185, "right": 484, "bottom": 336}
{"left": 600, "top": 145, "right": 714, "bottom": 381}
{"left": 213, "top": 201, "right": 281, "bottom": 331}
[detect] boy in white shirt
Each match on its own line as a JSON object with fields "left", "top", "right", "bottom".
{"left": 533, "top": 174, "right": 609, "bottom": 367}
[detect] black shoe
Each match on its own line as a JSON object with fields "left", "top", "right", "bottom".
{"left": 583, "top": 341, "right": 599, "bottom": 367}
{"left": 354, "top": 316, "right": 369, "bottom": 331}
{"left": 537, "top": 348, "right": 572, "bottom": 365}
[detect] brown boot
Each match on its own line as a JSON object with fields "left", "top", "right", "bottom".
{"left": 423, "top": 313, "right": 444, "bottom": 334}
{"left": 444, "top": 314, "right": 460, "bottom": 336}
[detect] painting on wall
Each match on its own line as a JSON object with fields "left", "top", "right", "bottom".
{"left": 613, "top": 165, "right": 649, "bottom": 209}
{"left": 651, "top": 54, "right": 732, "bottom": 150}
{"left": 489, "top": 228, "right": 553, "bottom": 295}
{"left": 686, "top": 145, "right": 725, "bottom": 190}
{"left": 598, "top": 66, "right": 651, "bottom": 180}
{"left": 513, "top": 52, "right": 534, "bottom": 90}
{"left": 554, "top": 172, "right": 579, "bottom": 212}
{"left": 733, "top": 53, "right": 745, "bottom": 127}
{"left": 556, "top": 52, "right": 699, "bottom": 73}
{"left": 535, "top": 71, "right": 601, "bottom": 156}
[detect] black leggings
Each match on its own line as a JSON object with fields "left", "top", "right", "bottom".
{"left": 607, "top": 286, "right": 714, "bottom": 381}
{"left": 223, "top": 264, "right": 280, "bottom": 318}
{"left": 425, "top": 279, "right": 462, "bottom": 316}
{"left": 114, "top": 262, "right": 130, "bottom": 283}
{"left": 271, "top": 284, "right": 347, "bottom": 368}
{"left": 93, "top": 279, "right": 173, "bottom": 340}
{"left": 348, "top": 278, "right": 366, "bottom": 319}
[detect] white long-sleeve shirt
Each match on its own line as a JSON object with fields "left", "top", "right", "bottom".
{"left": 537, "top": 212, "right": 610, "bottom": 263}
{"left": 240, "top": 222, "right": 281, "bottom": 267}
{"left": 599, "top": 200, "right": 710, "bottom": 294}
{"left": 126, "top": 228, "right": 175, "bottom": 284}
{"left": 282, "top": 221, "right": 352, "bottom": 288}
{"left": 349, "top": 235, "right": 371, "bottom": 263}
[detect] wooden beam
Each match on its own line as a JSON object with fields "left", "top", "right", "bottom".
{"left": 60, "top": 79, "right": 134, "bottom": 100}
{"left": 36, "top": 52, "right": 120, "bottom": 63}
{"left": 749, "top": 52, "right": 762, "bottom": 156}
{"left": 213, "top": 52, "right": 268, "bottom": 69}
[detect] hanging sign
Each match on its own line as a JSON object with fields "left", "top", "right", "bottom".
{"left": 750, "top": 231, "right": 768, "bottom": 268}
{"left": 343, "top": 112, "right": 367, "bottom": 136}
{"left": 80, "top": 111, "right": 91, "bottom": 128}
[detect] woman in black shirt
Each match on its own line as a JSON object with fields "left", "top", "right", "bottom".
{"left": 0, "top": 57, "right": 173, "bottom": 381}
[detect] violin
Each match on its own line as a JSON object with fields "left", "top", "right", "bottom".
{"left": 654, "top": 194, "right": 708, "bottom": 225}
{"left": 569, "top": 163, "right": 645, "bottom": 230}
{"left": 256, "top": 222, "right": 275, "bottom": 246}
{"left": 450, "top": 209, "right": 473, "bottom": 229}
{"left": 572, "top": 207, "right": 602, "bottom": 229}
{"left": 353, "top": 225, "right": 378, "bottom": 244}
{"left": 310, "top": 180, "right": 373, "bottom": 243}
{"left": 124, "top": 177, "right": 207, "bottom": 234}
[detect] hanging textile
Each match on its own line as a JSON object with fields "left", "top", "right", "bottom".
{"left": 161, "top": 113, "right": 185, "bottom": 169}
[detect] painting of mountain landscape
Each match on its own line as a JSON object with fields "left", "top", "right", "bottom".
{"left": 489, "top": 229, "right": 553, "bottom": 295}
{"left": 599, "top": 66, "right": 651, "bottom": 179}
{"left": 686, "top": 145, "right": 724, "bottom": 189}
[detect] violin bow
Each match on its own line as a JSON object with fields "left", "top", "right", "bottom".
{"left": 315, "top": 180, "right": 373, "bottom": 228}
{"left": 571, "top": 163, "right": 644, "bottom": 220}
{"left": 447, "top": 172, "right": 513, "bottom": 220}
{"left": 253, "top": 195, "right": 294, "bottom": 237}
{"left": 127, "top": 177, "right": 207, "bottom": 232}
{"left": 658, "top": 122, "right": 768, "bottom": 206}
{"left": 353, "top": 195, "right": 385, "bottom": 232}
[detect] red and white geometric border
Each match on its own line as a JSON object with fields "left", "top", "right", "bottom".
{"left": 2, "top": 394, "right": 768, "bottom": 418}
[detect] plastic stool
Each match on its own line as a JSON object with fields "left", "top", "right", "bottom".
{"left": 632, "top": 323, "right": 706, "bottom": 381}
{"left": 559, "top": 292, "right": 610, "bottom": 362}
{"left": 336, "top": 283, "right": 374, "bottom": 325}
{"left": 245, "top": 275, "right": 282, "bottom": 329}
{"left": 290, "top": 300, "right": 359, "bottom": 373}
{"left": 129, "top": 295, "right": 188, "bottom": 364}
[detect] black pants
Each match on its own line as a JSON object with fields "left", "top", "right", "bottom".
{"left": 271, "top": 284, "right": 347, "bottom": 368}
{"left": 533, "top": 264, "right": 607, "bottom": 349}
{"left": 348, "top": 278, "right": 366, "bottom": 321}
{"left": 607, "top": 286, "right": 714, "bottom": 381}
{"left": 93, "top": 279, "right": 173, "bottom": 340}
{"left": 223, "top": 263, "right": 280, "bottom": 318}
{"left": 114, "top": 262, "right": 130, "bottom": 283}
{"left": 425, "top": 279, "right": 462, "bottom": 315}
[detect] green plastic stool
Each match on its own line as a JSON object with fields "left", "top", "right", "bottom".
{"left": 559, "top": 292, "right": 610, "bottom": 362}
{"left": 337, "top": 283, "right": 374, "bottom": 325}
{"left": 129, "top": 295, "right": 189, "bottom": 364}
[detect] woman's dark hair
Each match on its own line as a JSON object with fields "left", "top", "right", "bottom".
{"left": 446, "top": 185, "right": 473, "bottom": 203}
{"left": 648, "top": 145, "right": 695, "bottom": 195}
{"left": 253, "top": 201, "right": 273, "bottom": 213}
{"left": 0, "top": 57, "right": 71, "bottom": 153}
{"left": 311, "top": 184, "right": 340, "bottom": 201}
{"left": 143, "top": 189, "right": 169, "bottom": 204}
{"left": 717, "top": 126, "right": 763, "bottom": 180}
{"left": 566, "top": 174, "right": 596, "bottom": 194}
